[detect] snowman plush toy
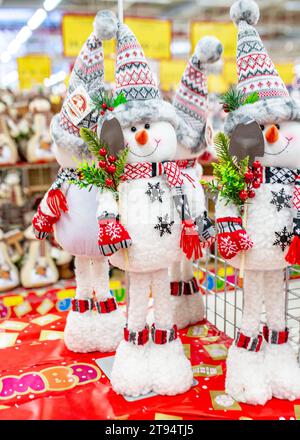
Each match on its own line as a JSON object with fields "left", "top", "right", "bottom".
{"left": 170, "top": 36, "right": 223, "bottom": 329}
{"left": 32, "top": 10, "right": 125, "bottom": 353}
{"left": 215, "top": 0, "right": 300, "bottom": 405}
{"left": 94, "top": 20, "right": 219, "bottom": 397}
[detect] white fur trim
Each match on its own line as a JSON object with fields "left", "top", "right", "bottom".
{"left": 186, "top": 293, "right": 205, "bottom": 326}
{"left": 230, "top": 0, "right": 260, "bottom": 26}
{"left": 226, "top": 344, "right": 272, "bottom": 405}
{"left": 176, "top": 116, "right": 207, "bottom": 153}
{"left": 264, "top": 342, "right": 300, "bottom": 400}
{"left": 149, "top": 338, "right": 193, "bottom": 395}
{"left": 111, "top": 340, "right": 152, "bottom": 397}
{"left": 94, "top": 10, "right": 118, "bottom": 41}
{"left": 64, "top": 310, "right": 96, "bottom": 353}
{"left": 106, "top": 99, "right": 178, "bottom": 130}
{"left": 195, "top": 36, "right": 223, "bottom": 64}
{"left": 224, "top": 97, "right": 300, "bottom": 135}
{"left": 64, "top": 309, "right": 124, "bottom": 353}
{"left": 171, "top": 296, "right": 191, "bottom": 330}
{"left": 50, "top": 114, "right": 92, "bottom": 159}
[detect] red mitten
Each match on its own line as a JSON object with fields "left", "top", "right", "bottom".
{"left": 217, "top": 217, "right": 253, "bottom": 259}
{"left": 98, "top": 213, "right": 132, "bottom": 256}
{"left": 32, "top": 206, "right": 58, "bottom": 240}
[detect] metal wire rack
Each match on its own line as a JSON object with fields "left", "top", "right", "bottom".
{"left": 195, "top": 246, "right": 300, "bottom": 362}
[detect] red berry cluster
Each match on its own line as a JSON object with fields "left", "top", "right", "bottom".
{"left": 98, "top": 147, "right": 117, "bottom": 187}
{"left": 239, "top": 160, "right": 262, "bottom": 201}
{"left": 100, "top": 102, "right": 114, "bottom": 116}
{"left": 223, "top": 103, "right": 230, "bottom": 113}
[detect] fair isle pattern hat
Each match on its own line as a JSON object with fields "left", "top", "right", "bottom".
{"left": 107, "top": 22, "right": 177, "bottom": 130}
{"left": 51, "top": 10, "right": 118, "bottom": 156}
{"left": 225, "top": 0, "right": 300, "bottom": 135}
{"left": 174, "top": 36, "right": 223, "bottom": 152}
{"left": 233, "top": 1, "right": 288, "bottom": 99}
{"left": 115, "top": 23, "right": 159, "bottom": 102}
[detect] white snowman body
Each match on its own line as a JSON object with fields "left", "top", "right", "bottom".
{"left": 108, "top": 120, "right": 185, "bottom": 272}
{"left": 216, "top": 120, "right": 300, "bottom": 271}
{"left": 51, "top": 136, "right": 101, "bottom": 257}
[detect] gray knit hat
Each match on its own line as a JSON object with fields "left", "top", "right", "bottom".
{"left": 173, "top": 36, "right": 223, "bottom": 153}
{"left": 97, "top": 21, "right": 178, "bottom": 132}
{"left": 51, "top": 10, "right": 118, "bottom": 158}
{"left": 225, "top": 0, "right": 300, "bottom": 135}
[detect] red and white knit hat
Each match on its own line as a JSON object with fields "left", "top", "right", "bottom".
{"left": 51, "top": 10, "right": 118, "bottom": 157}
{"left": 174, "top": 36, "right": 223, "bottom": 152}
{"left": 225, "top": 0, "right": 300, "bottom": 134}
{"left": 99, "top": 22, "right": 177, "bottom": 130}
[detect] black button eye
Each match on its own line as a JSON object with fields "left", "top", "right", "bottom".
{"left": 260, "top": 125, "right": 265, "bottom": 131}
{"left": 144, "top": 123, "right": 150, "bottom": 129}
{"left": 275, "top": 124, "right": 280, "bottom": 130}
{"left": 131, "top": 126, "right": 137, "bottom": 132}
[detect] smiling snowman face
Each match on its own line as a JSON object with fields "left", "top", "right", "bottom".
{"left": 123, "top": 120, "right": 177, "bottom": 164}
{"left": 257, "top": 120, "right": 300, "bottom": 169}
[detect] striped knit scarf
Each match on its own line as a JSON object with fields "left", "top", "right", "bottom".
{"left": 121, "top": 161, "right": 202, "bottom": 260}
{"left": 260, "top": 166, "right": 300, "bottom": 264}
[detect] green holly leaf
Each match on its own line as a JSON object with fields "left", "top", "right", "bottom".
{"left": 113, "top": 92, "right": 127, "bottom": 108}
{"left": 243, "top": 91, "right": 259, "bottom": 106}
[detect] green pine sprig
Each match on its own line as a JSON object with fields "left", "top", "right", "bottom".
{"left": 203, "top": 132, "right": 249, "bottom": 211}
{"left": 242, "top": 91, "right": 259, "bottom": 106}
{"left": 91, "top": 90, "right": 114, "bottom": 111}
{"left": 80, "top": 127, "right": 103, "bottom": 157}
{"left": 220, "top": 87, "right": 259, "bottom": 113}
{"left": 69, "top": 127, "right": 129, "bottom": 194}
{"left": 91, "top": 91, "right": 127, "bottom": 112}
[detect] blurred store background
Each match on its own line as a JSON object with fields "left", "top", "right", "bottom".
{"left": 0, "top": 0, "right": 299, "bottom": 295}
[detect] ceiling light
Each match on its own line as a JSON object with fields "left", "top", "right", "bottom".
{"left": 0, "top": 51, "right": 12, "bottom": 64}
{"left": 27, "top": 8, "right": 47, "bottom": 30}
{"left": 44, "top": 70, "right": 66, "bottom": 87}
{"left": 15, "top": 26, "right": 32, "bottom": 44}
{"left": 7, "top": 39, "right": 21, "bottom": 55}
{"left": 43, "top": 0, "right": 62, "bottom": 12}
{"left": 2, "top": 70, "right": 18, "bottom": 87}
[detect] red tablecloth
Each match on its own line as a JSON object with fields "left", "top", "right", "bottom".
{"left": 0, "top": 286, "right": 299, "bottom": 420}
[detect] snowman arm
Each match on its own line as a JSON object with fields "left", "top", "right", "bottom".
{"left": 32, "top": 178, "right": 69, "bottom": 240}
{"left": 96, "top": 188, "right": 119, "bottom": 218}
{"left": 96, "top": 189, "right": 132, "bottom": 257}
{"left": 215, "top": 195, "right": 253, "bottom": 259}
{"left": 195, "top": 162, "right": 203, "bottom": 180}
{"left": 215, "top": 195, "right": 240, "bottom": 219}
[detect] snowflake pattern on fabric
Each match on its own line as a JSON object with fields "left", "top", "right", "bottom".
{"left": 239, "top": 232, "right": 254, "bottom": 250}
{"left": 154, "top": 214, "right": 174, "bottom": 237}
{"left": 34, "top": 214, "right": 49, "bottom": 228}
{"left": 273, "top": 227, "right": 293, "bottom": 251}
{"left": 270, "top": 188, "right": 292, "bottom": 212}
{"left": 106, "top": 222, "right": 123, "bottom": 240}
{"left": 219, "top": 236, "right": 238, "bottom": 257}
{"left": 145, "top": 182, "right": 165, "bottom": 203}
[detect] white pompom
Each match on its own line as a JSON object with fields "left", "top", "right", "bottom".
{"left": 94, "top": 10, "right": 118, "bottom": 40}
{"left": 230, "top": 0, "right": 260, "bottom": 26}
{"left": 195, "top": 36, "right": 223, "bottom": 64}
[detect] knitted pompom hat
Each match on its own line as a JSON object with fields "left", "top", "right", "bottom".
{"left": 225, "top": 0, "right": 300, "bottom": 134}
{"left": 173, "top": 36, "right": 223, "bottom": 152}
{"left": 51, "top": 10, "right": 118, "bottom": 157}
{"left": 98, "top": 22, "right": 178, "bottom": 131}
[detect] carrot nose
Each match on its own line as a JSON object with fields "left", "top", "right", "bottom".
{"left": 265, "top": 125, "right": 279, "bottom": 144}
{"left": 135, "top": 129, "right": 148, "bottom": 146}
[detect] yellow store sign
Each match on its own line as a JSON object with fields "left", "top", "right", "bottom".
{"left": 62, "top": 14, "right": 115, "bottom": 58}
{"left": 17, "top": 55, "right": 51, "bottom": 90}
{"left": 191, "top": 22, "right": 237, "bottom": 58}
{"left": 125, "top": 17, "right": 172, "bottom": 60}
{"left": 160, "top": 59, "right": 186, "bottom": 91}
